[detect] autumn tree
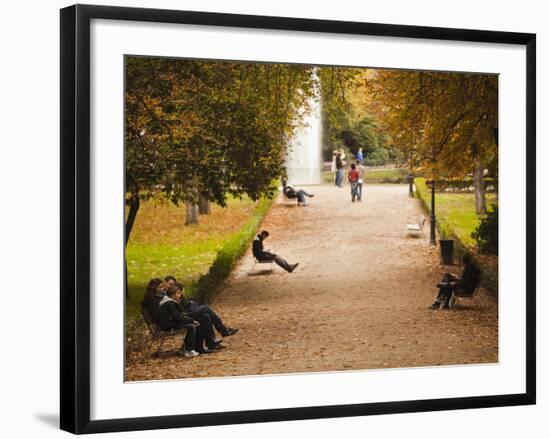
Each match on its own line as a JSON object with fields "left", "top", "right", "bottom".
{"left": 125, "top": 57, "right": 318, "bottom": 232}
{"left": 367, "top": 70, "right": 498, "bottom": 214}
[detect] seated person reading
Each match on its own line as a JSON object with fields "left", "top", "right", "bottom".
{"left": 429, "top": 254, "right": 481, "bottom": 309}
{"left": 252, "top": 230, "right": 299, "bottom": 273}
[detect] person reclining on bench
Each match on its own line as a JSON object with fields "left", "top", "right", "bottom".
{"left": 282, "top": 179, "right": 314, "bottom": 206}
{"left": 429, "top": 254, "right": 481, "bottom": 309}
{"left": 164, "top": 276, "right": 239, "bottom": 337}
{"left": 252, "top": 230, "right": 299, "bottom": 273}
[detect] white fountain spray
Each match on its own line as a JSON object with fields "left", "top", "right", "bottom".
{"left": 285, "top": 72, "right": 322, "bottom": 185}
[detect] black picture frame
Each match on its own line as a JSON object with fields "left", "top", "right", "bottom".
{"left": 60, "top": 4, "right": 536, "bottom": 434}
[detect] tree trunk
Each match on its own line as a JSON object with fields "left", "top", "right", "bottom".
{"left": 198, "top": 194, "right": 211, "bottom": 215}
{"left": 124, "top": 258, "right": 129, "bottom": 299}
{"left": 124, "top": 194, "right": 140, "bottom": 298}
{"left": 125, "top": 195, "right": 140, "bottom": 245}
{"left": 185, "top": 203, "right": 199, "bottom": 225}
{"left": 473, "top": 158, "right": 487, "bottom": 215}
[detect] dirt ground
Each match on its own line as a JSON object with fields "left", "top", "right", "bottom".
{"left": 125, "top": 184, "right": 498, "bottom": 381}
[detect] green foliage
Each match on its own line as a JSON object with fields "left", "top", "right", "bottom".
{"left": 364, "top": 147, "right": 390, "bottom": 166}
{"left": 472, "top": 204, "right": 499, "bottom": 255}
{"left": 125, "top": 194, "right": 274, "bottom": 318}
{"left": 426, "top": 178, "right": 498, "bottom": 192}
{"left": 321, "top": 109, "right": 393, "bottom": 165}
{"left": 415, "top": 178, "right": 498, "bottom": 292}
{"left": 125, "top": 57, "right": 317, "bottom": 210}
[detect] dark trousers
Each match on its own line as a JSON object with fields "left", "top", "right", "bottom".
{"left": 183, "top": 326, "right": 196, "bottom": 351}
{"left": 350, "top": 182, "right": 359, "bottom": 201}
{"left": 260, "top": 252, "right": 293, "bottom": 272}
{"left": 191, "top": 304, "right": 228, "bottom": 335}
{"left": 295, "top": 189, "right": 311, "bottom": 203}
{"left": 168, "top": 322, "right": 196, "bottom": 351}
{"left": 188, "top": 311, "right": 217, "bottom": 349}
{"left": 436, "top": 273, "right": 468, "bottom": 305}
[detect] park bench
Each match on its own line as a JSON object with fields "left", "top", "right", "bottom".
{"left": 141, "top": 307, "right": 189, "bottom": 357}
{"left": 407, "top": 215, "right": 426, "bottom": 236}
{"left": 249, "top": 257, "right": 275, "bottom": 275}
{"left": 448, "top": 277, "right": 482, "bottom": 309}
{"left": 281, "top": 192, "right": 301, "bottom": 206}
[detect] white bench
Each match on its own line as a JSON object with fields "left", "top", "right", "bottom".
{"left": 407, "top": 216, "right": 426, "bottom": 235}
{"left": 249, "top": 257, "right": 275, "bottom": 275}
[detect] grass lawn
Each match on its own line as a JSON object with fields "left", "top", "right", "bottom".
{"left": 125, "top": 195, "right": 264, "bottom": 318}
{"left": 415, "top": 178, "right": 498, "bottom": 247}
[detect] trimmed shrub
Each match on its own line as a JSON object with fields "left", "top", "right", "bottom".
{"left": 190, "top": 195, "right": 274, "bottom": 303}
{"left": 414, "top": 178, "right": 498, "bottom": 294}
{"left": 472, "top": 204, "right": 499, "bottom": 255}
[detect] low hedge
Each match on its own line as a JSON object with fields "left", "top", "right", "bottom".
{"left": 427, "top": 178, "right": 498, "bottom": 192}
{"left": 187, "top": 194, "right": 275, "bottom": 303}
{"left": 414, "top": 178, "right": 498, "bottom": 295}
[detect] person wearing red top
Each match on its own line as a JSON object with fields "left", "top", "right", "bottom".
{"left": 347, "top": 164, "right": 360, "bottom": 202}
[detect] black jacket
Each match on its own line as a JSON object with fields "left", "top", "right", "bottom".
{"left": 252, "top": 234, "right": 271, "bottom": 261}
{"left": 140, "top": 292, "right": 164, "bottom": 323}
{"left": 283, "top": 185, "right": 297, "bottom": 199}
{"left": 157, "top": 296, "right": 195, "bottom": 331}
{"left": 459, "top": 262, "right": 481, "bottom": 294}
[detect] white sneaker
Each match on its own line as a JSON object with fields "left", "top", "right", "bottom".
{"left": 183, "top": 349, "right": 199, "bottom": 358}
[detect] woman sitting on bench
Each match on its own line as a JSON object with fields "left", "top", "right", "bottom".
{"left": 140, "top": 278, "right": 166, "bottom": 323}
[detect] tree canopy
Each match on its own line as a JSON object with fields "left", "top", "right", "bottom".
{"left": 125, "top": 57, "right": 319, "bottom": 232}
{"left": 366, "top": 70, "right": 498, "bottom": 178}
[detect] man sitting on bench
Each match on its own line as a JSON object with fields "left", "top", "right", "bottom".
{"left": 429, "top": 254, "right": 481, "bottom": 309}
{"left": 252, "top": 230, "right": 299, "bottom": 273}
{"left": 157, "top": 286, "right": 200, "bottom": 357}
{"left": 160, "top": 285, "right": 225, "bottom": 355}
{"left": 282, "top": 179, "right": 314, "bottom": 206}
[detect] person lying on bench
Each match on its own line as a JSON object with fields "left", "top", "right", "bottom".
{"left": 157, "top": 286, "right": 200, "bottom": 358}
{"left": 252, "top": 230, "right": 299, "bottom": 273}
{"left": 428, "top": 254, "right": 481, "bottom": 309}
{"left": 168, "top": 279, "right": 239, "bottom": 337}
{"left": 282, "top": 179, "right": 314, "bottom": 206}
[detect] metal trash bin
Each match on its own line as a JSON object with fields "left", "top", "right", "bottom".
{"left": 439, "top": 239, "right": 454, "bottom": 265}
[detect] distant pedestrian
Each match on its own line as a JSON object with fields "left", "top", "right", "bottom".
{"left": 331, "top": 150, "right": 337, "bottom": 173}
{"left": 355, "top": 159, "right": 365, "bottom": 201}
{"left": 335, "top": 151, "right": 344, "bottom": 188}
{"left": 356, "top": 147, "right": 364, "bottom": 164}
{"left": 348, "top": 164, "right": 360, "bottom": 202}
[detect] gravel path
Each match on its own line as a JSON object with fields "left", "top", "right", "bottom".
{"left": 126, "top": 184, "right": 498, "bottom": 381}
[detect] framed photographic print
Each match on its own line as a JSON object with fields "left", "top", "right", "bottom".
{"left": 60, "top": 4, "right": 536, "bottom": 434}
